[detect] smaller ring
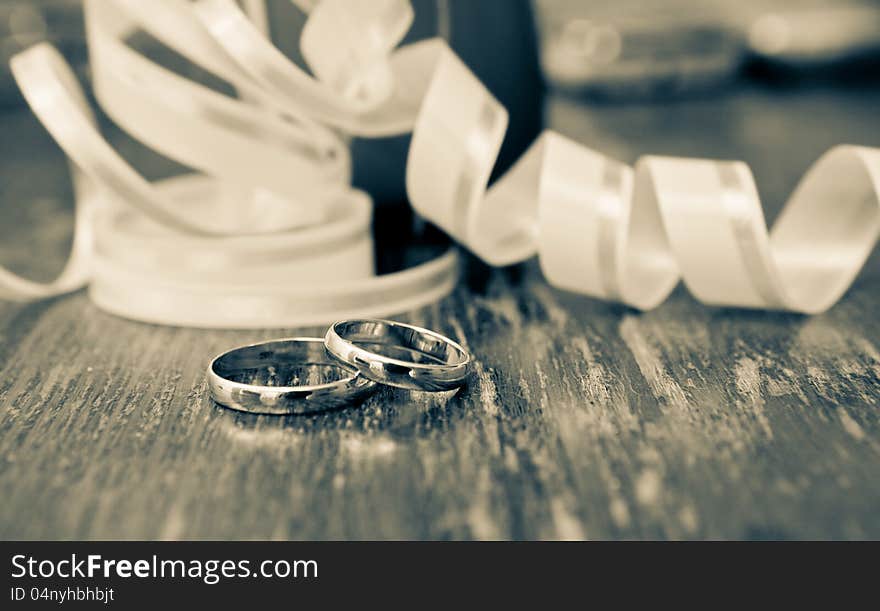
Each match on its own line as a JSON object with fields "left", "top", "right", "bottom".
{"left": 207, "top": 337, "right": 377, "bottom": 415}
{"left": 324, "top": 319, "right": 471, "bottom": 391}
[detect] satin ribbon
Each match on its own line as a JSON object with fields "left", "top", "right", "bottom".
{"left": 0, "top": 0, "right": 459, "bottom": 326}
{"left": 2, "top": 0, "right": 879, "bottom": 321}
{"left": 189, "top": 0, "right": 880, "bottom": 313}
{"left": 535, "top": 137, "right": 880, "bottom": 313}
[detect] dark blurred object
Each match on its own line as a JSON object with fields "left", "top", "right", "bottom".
{"left": 747, "top": 5, "right": 880, "bottom": 77}
{"left": 0, "top": 0, "right": 86, "bottom": 108}
{"left": 349, "top": 0, "right": 544, "bottom": 205}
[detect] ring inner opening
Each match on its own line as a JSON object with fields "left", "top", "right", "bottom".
{"left": 214, "top": 340, "right": 354, "bottom": 387}
{"left": 335, "top": 321, "right": 466, "bottom": 365}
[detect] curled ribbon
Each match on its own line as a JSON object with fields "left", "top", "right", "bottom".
{"left": 2, "top": 0, "right": 879, "bottom": 324}
{"left": 534, "top": 137, "right": 880, "bottom": 313}
{"left": 1, "top": 0, "right": 458, "bottom": 327}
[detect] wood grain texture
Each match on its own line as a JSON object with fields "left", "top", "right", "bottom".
{"left": 1, "top": 81, "right": 880, "bottom": 540}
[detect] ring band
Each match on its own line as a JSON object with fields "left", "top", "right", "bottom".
{"left": 207, "top": 337, "right": 377, "bottom": 414}
{"left": 324, "top": 319, "right": 471, "bottom": 391}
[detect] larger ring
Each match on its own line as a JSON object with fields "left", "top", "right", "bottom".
{"left": 208, "top": 338, "right": 377, "bottom": 415}
{"left": 324, "top": 320, "right": 471, "bottom": 391}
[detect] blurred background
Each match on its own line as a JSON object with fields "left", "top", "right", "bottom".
{"left": 536, "top": 0, "right": 880, "bottom": 98}
{"left": 4, "top": 0, "right": 880, "bottom": 105}
{"left": 1, "top": 0, "right": 880, "bottom": 281}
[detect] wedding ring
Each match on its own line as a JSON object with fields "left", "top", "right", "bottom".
{"left": 324, "top": 320, "right": 471, "bottom": 391}
{"left": 208, "top": 338, "right": 377, "bottom": 415}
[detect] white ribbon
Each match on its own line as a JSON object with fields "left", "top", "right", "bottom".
{"left": 535, "top": 137, "right": 880, "bottom": 313}
{"left": 0, "top": 0, "right": 458, "bottom": 327}
{"left": 2, "top": 0, "right": 878, "bottom": 322}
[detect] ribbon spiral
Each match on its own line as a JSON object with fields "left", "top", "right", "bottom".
{"left": 2, "top": 0, "right": 879, "bottom": 326}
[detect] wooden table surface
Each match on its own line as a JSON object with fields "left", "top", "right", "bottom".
{"left": 1, "top": 79, "right": 879, "bottom": 540}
